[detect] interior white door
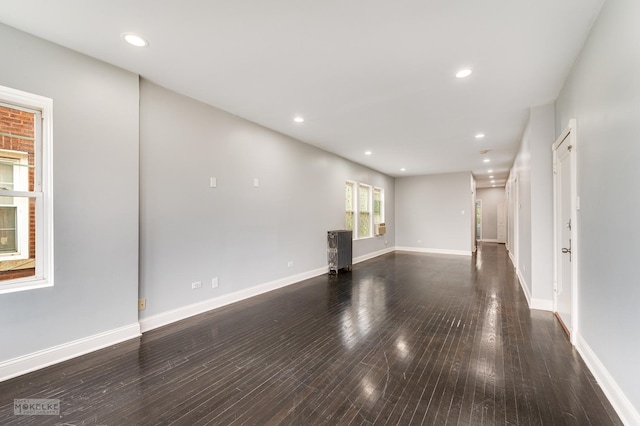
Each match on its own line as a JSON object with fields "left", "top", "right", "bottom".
{"left": 497, "top": 201, "right": 506, "bottom": 243}
{"left": 555, "top": 136, "right": 573, "bottom": 335}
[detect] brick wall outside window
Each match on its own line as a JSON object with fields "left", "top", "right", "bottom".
{"left": 0, "top": 105, "right": 36, "bottom": 280}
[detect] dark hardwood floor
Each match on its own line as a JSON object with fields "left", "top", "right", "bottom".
{"left": 0, "top": 243, "right": 621, "bottom": 425}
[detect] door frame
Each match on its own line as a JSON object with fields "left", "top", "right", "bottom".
{"left": 552, "top": 119, "right": 578, "bottom": 345}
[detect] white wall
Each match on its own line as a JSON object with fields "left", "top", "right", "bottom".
{"left": 529, "top": 105, "right": 555, "bottom": 303}
{"left": 509, "top": 122, "right": 532, "bottom": 292}
{"left": 508, "top": 104, "right": 554, "bottom": 309}
{"left": 477, "top": 187, "right": 505, "bottom": 241}
{"left": 0, "top": 23, "right": 396, "bottom": 374}
{"left": 555, "top": 0, "right": 640, "bottom": 421}
{"left": 139, "top": 80, "right": 395, "bottom": 318}
{"left": 395, "top": 172, "right": 473, "bottom": 255}
{"left": 0, "top": 24, "right": 140, "bottom": 363}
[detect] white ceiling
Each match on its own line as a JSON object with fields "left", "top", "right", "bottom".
{"left": 0, "top": 0, "right": 603, "bottom": 187}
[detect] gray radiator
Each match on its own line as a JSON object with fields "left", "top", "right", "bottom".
{"left": 327, "top": 230, "right": 353, "bottom": 274}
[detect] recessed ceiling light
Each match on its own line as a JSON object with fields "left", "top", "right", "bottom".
{"left": 293, "top": 116, "right": 304, "bottom": 123}
{"left": 491, "top": 180, "right": 496, "bottom": 183}
{"left": 122, "top": 33, "right": 148, "bottom": 48}
{"left": 492, "top": 185, "right": 496, "bottom": 187}
{"left": 489, "top": 175, "right": 494, "bottom": 179}
{"left": 456, "top": 68, "right": 472, "bottom": 78}
{"left": 483, "top": 158, "right": 491, "bottom": 163}
{"left": 365, "top": 151, "right": 372, "bottom": 156}
{"left": 488, "top": 169, "right": 494, "bottom": 173}
{"left": 475, "top": 133, "right": 485, "bottom": 139}
{"left": 400, "top": 168, "right": 406, "bottom": 172}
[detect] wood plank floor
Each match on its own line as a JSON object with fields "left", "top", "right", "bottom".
{"left": 0, "top": 243, "right": 622, "bottom": 425}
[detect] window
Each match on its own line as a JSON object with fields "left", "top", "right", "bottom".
{"left": 345, "top": 181, "right": 384, "bottom": 240}
{"left": 0, "top": 85, "right": 53, "bottom": 294}
{"left": 345, "top": 181, "right": 355, "bottom": 232}
{"left": 358, "top": 184, "right": 371, "bottom": 238}
{"left": 373, "top": 187, "right": 383, "bottom": 226}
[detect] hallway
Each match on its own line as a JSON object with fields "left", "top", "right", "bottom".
{"left": 0, "top": 244, "right": 620, "bottom": 425}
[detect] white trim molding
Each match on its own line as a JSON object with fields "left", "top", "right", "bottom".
{"left": 530, "top": 298, "right": 553, "bottom": 311}
{"left": 516, "top": 269, "right": 532, "bottom": 305}
{"left": 0, "top": 323, "right": 140, "bottom": 382}
{"left": 395, "top": 247, "right": 472, "bottom": 256}
{"left": 140, "top": 266, "right": 328, "bottom": 332}
{"left": 141, "top": 247, "right": 397, "bottom": 333}
{"left": 353, "top": 246, "right": 395, "bottom": 264}
{"left": 515, "top": 268, "right": 553, "bottom": 311}
{"left": 576, "top": 333, "right": 640, "bottom": 426}
{"left": 480, "top": 238, "right": 499, "bottom": 243}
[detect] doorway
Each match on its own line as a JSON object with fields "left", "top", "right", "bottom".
{"left": 553, "top": 119, "right": 578, "bottom": 344}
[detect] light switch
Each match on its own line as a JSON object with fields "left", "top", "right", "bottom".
{"left": 253, "top": 178, "right": 259, "bottom": 187}
{"left": 210, "top": 177, "right": 217, "bottom": 188}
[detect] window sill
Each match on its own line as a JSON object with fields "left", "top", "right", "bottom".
{"left": 0, "top": 277, "right": 52, "bottom": 295}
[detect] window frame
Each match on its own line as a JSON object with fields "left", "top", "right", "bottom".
{"left": 0, "top": 85, "right": 54, "bottom": 294}
{"left": 345, "top": 181, "right": 384, "bottom": 241}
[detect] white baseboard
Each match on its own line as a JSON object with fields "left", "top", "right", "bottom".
{"left": 516, "top": 268, "right": 532, "bottom": 304}
{"left": 481, "top": 238, "right": 499, "bottom": 243}
{"left": 141, "top": 247, "right": 399, "bottom": 333}
{"left": 140, "top": 266, "right": 327, "bottom": 332}
{"left": 395, "top": 246, "right": 472, "bottom": 256}
{"left": 0, "top": 323, "right": 141, "bottom": 382}
{"left": 576, "top": 333, "right": 640, "bottom": 426}
{"left": 353, "top": 246, "right": 395, "bottom": 264}
{"left": 515, "top": 267, "right": 552, "bottom": 311}
{"left": 530, "top": 298, "right": 553, "bottom": 311}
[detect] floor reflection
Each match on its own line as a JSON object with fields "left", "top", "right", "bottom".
{"left": 330, "top": 276, "right": 388, "bottom": 351}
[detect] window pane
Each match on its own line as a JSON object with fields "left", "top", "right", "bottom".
{"left": 345, "top": 183, "right": 353, "bottom": 211}
{"left": 373, "top": 188, "right": 382, "bottom": 224}
{"left": 0, "top": 206, "right": 16, "bottom": 252}
{"left": 346, "top": 212, "right": 354, "bottom": 231}
{"left": 358, "top": 212, "right": 370, "bottom": 238}
{"left": 358, "top": 185, "right": 369, "bottom": 212}
{"left": 345, "top": 182, "right": 354, "bottom": 230}
{"left": 0, "top": 197, "right": 35, "bottom": 281}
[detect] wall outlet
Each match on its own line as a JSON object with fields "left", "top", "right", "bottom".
{"left": 192, "top": 281, "right": 202, "bottom": 289}
{"left": 138, "top": 298, "right": 146, "bottom": 311}
{"left": 287, "top": 261, "right": 294, "bottom": 267}
{"left": 212, "top": 277, "right": 219, "bottom": 288}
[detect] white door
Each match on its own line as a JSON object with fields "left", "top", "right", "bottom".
{"left": 497, "top": 201, "right": 506, "bottom": 243}
{"left": 553, "top": 120, "right": 577, "bottom": 342}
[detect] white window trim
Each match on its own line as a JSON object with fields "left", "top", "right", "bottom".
{"left": 0, "top": 85, "right": 54, "bottom": 294}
